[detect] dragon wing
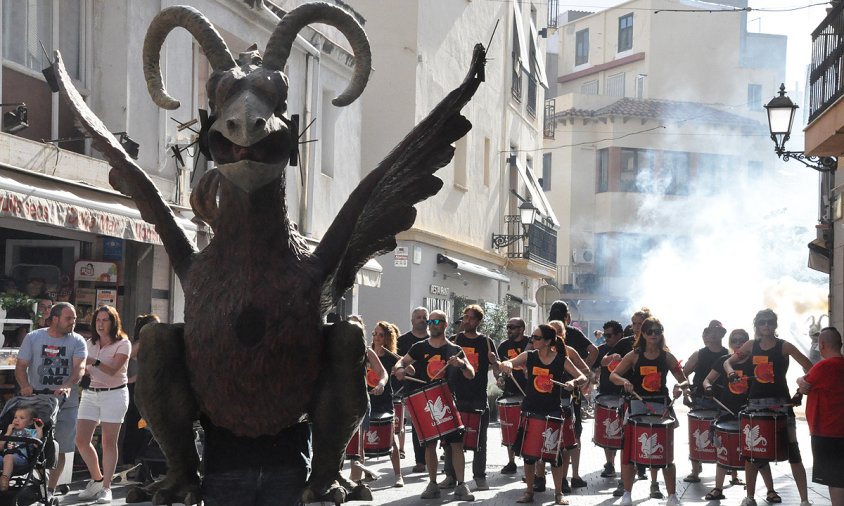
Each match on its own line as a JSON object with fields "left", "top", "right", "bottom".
{"left": 49, "top": 51, "right": 196, "bottom": 280}
{"left": 750, "top": 425, "right": 761, "bottom": 442}
{"left": 314, "top": 44, "right": 486, "bottom": 314}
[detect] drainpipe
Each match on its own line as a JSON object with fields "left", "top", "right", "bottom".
{"left": 298, "top": 37, "right": 320, "bottom": 236}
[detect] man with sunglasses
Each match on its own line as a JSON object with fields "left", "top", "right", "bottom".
{"left": 594, "top": 320, "right": 633, "bottom": 494}
{"left": 725, "top": 309, "right": 814, "bottom": 506}
{"left": 496, "top": 317, "right": 529, "bottom": 475}
{"left": 395, "top": 307, "right": 430, "bottom": 472}
{"left": 441, "top": 305, "right": 497, "bottom": 492}
{"left": 394, "top": 311, "right": 476, "bottom": 501}
{"left": 679, "top": 320, "right": 728, "bottom": 483}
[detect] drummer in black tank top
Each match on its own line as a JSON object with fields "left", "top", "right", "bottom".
{"left": 724, "top": 309, "right": 814, "bottom": 506}
{"left": 609, "top": 317, "right": 687, "bottom": 506}
{"left": 499, "top": 324, "right": 586, "bottom": 505}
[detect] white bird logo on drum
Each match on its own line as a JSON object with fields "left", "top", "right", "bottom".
{"left": 692, "top": 429, "right": 711, "bottom": 450}
{"left": 366, "top": 430, "right": 379, "bottom": 445}
{"left": 743, "top": 424, "right": 767, "bottom": 449}
{"left": 603, "top": 418, "right": 622, "bottom": 438}
{"left": 714, "top": 434, "right": 728, "bottom": 457}
{"left": 541, "top": 427, "right": 560, "bottom": 453}
{"left": 638, "top": 432, "right": 664, "bottom": 457}
{"left": 424, "top": 396, "right": 453, "bottom": 425}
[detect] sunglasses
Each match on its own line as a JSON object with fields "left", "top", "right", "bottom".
{"left": 531, "top": 334, "right": 546, "bottom": 341}
{"left": 644, "top": 327, "right": 663, "bottom": 336}
{"left": 757, "top": 319, "right": 776, "bottom": 327}
{"left": 506, "top": 324, "right": 523, "bottom": 329}
{"left": 426, "top": 319, "right": 444, "bottom": 326}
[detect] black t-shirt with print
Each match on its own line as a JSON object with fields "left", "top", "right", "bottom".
{"left": 449, "top": 333, "right": 492, "bottom": 409}
{"left": 498, "top": 337, "right": 529, "bottom": 397}
{"left": 407, "top": 339, "right": 464, "bottom": 389}
{"left": 565, "top": 325, "right": 592, "bottom": 362}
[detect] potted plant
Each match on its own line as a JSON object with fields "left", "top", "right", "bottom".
{"left": 0, "top": 293, "right": 37, "bottom": 322}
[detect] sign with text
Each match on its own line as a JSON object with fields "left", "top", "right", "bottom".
{"left": 394, "top": 247, "right": 408, "bottom": 267}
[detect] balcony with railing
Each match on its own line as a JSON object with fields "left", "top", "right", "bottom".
{"left": 808, "top": 1, "right": 844, "bottom": 124}
{"left": 527, "top": 75, "right": 538, "bottom": 117}
{"left": 494, "top": 214, "right": 557, "bottom": 268}
{"left": 544, "top": 99, "right": 556, "bottom": 139}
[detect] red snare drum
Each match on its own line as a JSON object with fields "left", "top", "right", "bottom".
{"left": 739, "top": 410, "right": 787, "bottom": 462}
{"left": 594, "top": 395, "right": 625, "bottom": 449}
{"left": 518, "top": 411, "right": 576, "bottom": 461}
{"left": 363, "top": 412, "right": 394, "bottom": 457}
{"left": 345, "top": 429, "right": 362, "bottom": 459}
{"left": 460, "top": 410, "right": 483, "bottom": 451}
{"left": 405, "top": 381, "right": 463, "bottom": 443}
{"left": 688, "top": 409, "right": 718, "bottom": 463}
{"left": 628, "top": 415, "right": 675, "bottom": 468}
{"left": 393, "top": 399, "right": 404, "bottom": 435}
{"left": 713, "top": 416, "right": 743, "bottom": 470}
{"left": 497, "top": 396, "right": 523, "bottom": 447}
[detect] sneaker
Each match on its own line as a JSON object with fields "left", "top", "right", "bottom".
{"left": 561, "top": 478, "right": 571, "bottom": 494}
{"left": 533, "top": 474, "right": 546, "bottom": 492}
{"left": 78, "top": 480, "right": 104, "bottom": 500}
{"left": 666, "top": 494, "right": 681, "bottom": 506}
{"left": 438, "top": 475, "right": 456, "bottom": 489}
{"left": 454, "top": 483, "right": 475, "bottom": 501}
{"left": 394, "top": 476, "right": 404, "bottom": 488}
{"left": 474, "top": 478, "right": 489, "bottom": 491}
{"left": 95, "top": 488, "right": 112, "bottom": 504}
{"left": 620, "top": 491, "right": 633, "bottom": 506}
{"left": 612, "top": 480, "right": 625, "bottom": 497}
{"left": 421, "top": 481, "right": 440, "bottom": 499}
{"left": 601, "top": 463, "right": 616, "bottom": 478}
{"left": 740, "top": 498, "right": 757, "bottom": 506}
{"left": 501, "top": 461, "right": 518, "bottom": 475}
{"left": 412, "top": 463, "right": 427, "bottom": 473}
{"left": 650, "top": 481, "right": 663, "bottom": 499}
{"left": 570, "top": 476, "right": 587, "bottom": 488}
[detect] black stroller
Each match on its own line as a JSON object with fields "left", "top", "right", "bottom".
{"left": 0, "top": 393, "right": 60, "bottom": 506}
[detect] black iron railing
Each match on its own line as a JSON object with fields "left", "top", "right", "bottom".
{"left": 512, "top": 54, "right": 523, "bottom": 102}
{"left": 544, "top": 99, "right": 556, "bottom": 139}
{"left": 527, "top": 75, "right": 537, "bottom": 117}
{"left": 525, "top": 218, "right": 557, "bottom": 267}
{"left": 809, "top": 1, "right": 844, "bottom": 123}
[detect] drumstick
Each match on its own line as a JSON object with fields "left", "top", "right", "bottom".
{"left": 550, "top": 379, "right": 576, "bottom": 391}
{"left": 628, "top": 391, "right": 659, "bottom": 415}
{"left": 403, "top": 375, "right": 427, "bottom": 385}
{"left": 429, "top": 350, "right": 467, "bottom": 381}
{"left": 508, "top": 373, "right": 527, "bottom": 397}
{"left": 710, "top": 397, "right": 736, "bottom": 417}
{"left": 380, "top": 347, "right": 403, "bottom": 361}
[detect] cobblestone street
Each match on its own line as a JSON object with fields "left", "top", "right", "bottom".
{"left": 60, "top": 404, "right": 830, "bottom": 505}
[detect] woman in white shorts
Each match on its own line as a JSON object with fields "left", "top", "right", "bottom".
{"left": 75, "top": 305, "right": 131, "bottom": 504}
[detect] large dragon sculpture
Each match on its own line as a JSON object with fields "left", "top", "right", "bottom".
{"left": 49, "top": 2, "right": 485, "bottom": 504}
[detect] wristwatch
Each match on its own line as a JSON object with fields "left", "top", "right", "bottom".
{"left": 93, "top": 359, "right": 101, "bottom": 367}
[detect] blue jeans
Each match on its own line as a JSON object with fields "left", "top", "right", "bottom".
{"left": 202, "top": 465, "right": 307, "bottom": 506}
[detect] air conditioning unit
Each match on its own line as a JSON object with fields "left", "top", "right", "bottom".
{"left": 572, "top": 272, "right": 597, "bottom": 290}
{"left": 573, "top": 248, "right": 595, "bottom": 264}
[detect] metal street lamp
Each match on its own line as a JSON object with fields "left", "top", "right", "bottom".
{"left": 491, "top": 196, "right": 538, "bottom": 249}
{"left": 765, "top": 83, "right": 836, "bottom": 172}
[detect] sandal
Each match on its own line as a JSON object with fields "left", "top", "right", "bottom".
{"left": 731, "top": 477, "right": 745, "bottom": 486}
{"left": 766, "top": 490, "right": 782, "bottom": 504}
{"left": 516, "top": 491, "right": 534, "bottom": 503}
{"left": 0, "top": 474, "right": 8, "bottom": 492}
{"left": 554, "top": 492, "right": 570, "bottom": 505}
{"left": 684, "top": 473, "right": 701, "bottom": 483}
{"left": 705, "top": 488, "right": 725, "bottom": 500}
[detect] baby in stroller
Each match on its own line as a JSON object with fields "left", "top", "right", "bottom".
{"left": 0, "top": 394, "right": 60, "bottom": 506}
{"left": 1, "top": 407, "right": 44, "bottom": 491}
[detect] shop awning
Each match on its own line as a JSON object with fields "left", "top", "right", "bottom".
{"left": 0, "top": 166, "right": 197, "bottom": 245}
{"left": 356, "top": 258, "right": 382, "bottom": 288}
{"left": 437, "top": 253, "right": 510, "bottom": 283}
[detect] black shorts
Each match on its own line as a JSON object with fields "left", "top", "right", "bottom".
{"left": 424, "top": 428, "right": 464, "bottom": 447}
{"left": 811, "top": 435, "right": 844, "bottom": 488}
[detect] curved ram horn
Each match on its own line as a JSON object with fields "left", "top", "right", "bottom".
{"left": 263, "top": 2, "right": 371, "bottom": 107}
{"left": 143, "top": 6, "right": 237, "bottom": 110}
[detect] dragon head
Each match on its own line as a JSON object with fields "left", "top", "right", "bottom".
{"left": 142, "top": 3, "right": 371, "bottom": 193}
